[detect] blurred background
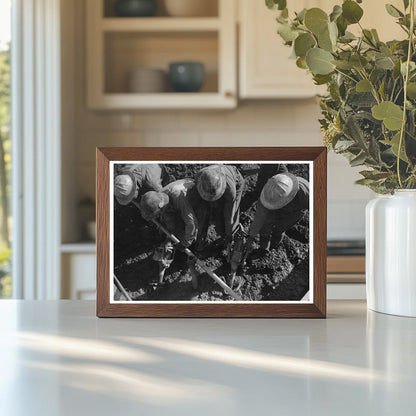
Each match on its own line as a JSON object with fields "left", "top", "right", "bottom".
{"left": 1, "top": 0, "right": 404, "bottom": 300}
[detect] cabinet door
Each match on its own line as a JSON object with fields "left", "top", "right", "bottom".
{"left": 62, "top": 253, "right": 96, "bottom": 300}
{"left": 239, "top": 0, "right": 404, "bottom": 99}
{"left": 239, "top": 0, "right": 326, "bottom": 99}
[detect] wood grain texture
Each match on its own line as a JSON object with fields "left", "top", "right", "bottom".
{"left": 327, "top": 256, "right": 365, "bottom": 274}
{"left": 96, "top": 147, "right": 327, "bottom": 318}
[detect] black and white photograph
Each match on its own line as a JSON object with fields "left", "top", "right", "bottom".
{"left": 110, "top": 162, "right": 312, "bottom": 303}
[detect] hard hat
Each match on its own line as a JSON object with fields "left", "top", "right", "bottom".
{"left": 260, "top": 173, "right": 299, "bottom": 210}
{"left": 114, "top": 174, "right": 136, "bottom": 206}
{"left": 140, "top": 191, "right": 169, "bottom": 219}
{"left": 197, "top": 165, "right": 226, "bottom": 202}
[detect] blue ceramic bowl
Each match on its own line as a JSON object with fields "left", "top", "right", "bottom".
{"left": 168, "top": 62, "right": 205, "bottom": 93}
{"left": 114, "top": 0, "right": 158, "bottom": 17}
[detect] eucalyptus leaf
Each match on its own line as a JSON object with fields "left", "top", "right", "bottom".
{"left": 333, "top": 60, "right": 353, "bottom": 70}
{"left": 385, "top": 4, "right": 403, "bottom": 17}
{"left": 304, "top": 8, "right": 328, "bottom": 35}
{"left": 294, "top": 33, "right": 316, "bottom": 58}
{"left": 360, "top": 170, "right": 391, "bottom": 180}
{"left": 399, "top": 14, "right": 411, "bottom": 29}
{"left": 350, "top": 54, "right": 368, "bottom": 70}
{"left": 344, "top": 114, "right": 367, "bottom": 147}
{"left": 393, "top": 60, "right": 402, "bottom": 79}
{"left": 342, "top": 0, "right": 363, "bottom": 24}
{"left": 339, "top": 31, "right": 356, "bottom": 43}
{"left": 266, "top": 0, "right": 287, "bottom": 11}
{"left": 363, "top": 29, "right": 376, "bottom": 46}
{"left": 372, "top": 101, "right": 404, "bottom": 130}
{"left": 356, "top": 79, "right": 372, "bottom": 92}
{"left": 271, "top": 0, "right": 416, "bottom": 193}
{"left": 318, "top": 27, "right": 334, "bottom": 52}
{"left": 334, "top": 139, "right": 355, "bottom": 151}
{"left": 375, "top": 55, "right": 395, "bottom": 70}
{"left": 276, "top": 14, "right": 288, "bottom": 24}
{"left": 401, "top": 61, "right": 416, "bottom": 76}
{"left": 350, "top": 151, "right": 368, "bottom": 167}
{"left": 348, "top": 92, "right": 377, "bottom": 107}
{"left": 389, "top": 132, "right": 409, "bottom": 162}
{"left": 330, "top": 5, "right": 342, "bottom": 22}
{"left": 336, "top": 15, "right": 348, "bottom": 36}
{"left": 296, "top": 8, "right": 307, "bottom": 23}
{"left": 371, "top": 29, "right": 380, "bottom": 42}
{"left": 313, "top": 74, "right": 332, "bottom": 85}
{"left": 277, "top": 23, "right": 298, "bottom": 43}
{"left": 407, "top": 82, "right": 416, "bottom": 99}
{"left": 306, "top": 48, "right": 335, "bottom": 75}
{"left": 296, "top": 57, "right": 308, "bottom": 69}
{"left": 328, "top": 21, "right": 338, "bottom": 44}
{"left": 378, "top": 78, "right": 386, "bottom": 100}
{"left": 369, "top": 136, "right": 382, "bottom": 163}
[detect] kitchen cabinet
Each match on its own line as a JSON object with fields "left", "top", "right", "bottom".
{"left": 238, "top": 0, "right": 404, "bottom": 99}
{"left": 238, "top": 0, "right": 325, "bottom": 99}
{"left": 61, "top": 244, "right": 96, "bottom": 300}
{"left": 86, "top": 0, "right": 237, "bottom": 109}
{"left": 327, "top": 255, "right": 366, "bottom": 299}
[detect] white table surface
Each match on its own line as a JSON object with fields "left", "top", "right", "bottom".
{"left": 0, "top": 300, "right": 415, "bottom": 416}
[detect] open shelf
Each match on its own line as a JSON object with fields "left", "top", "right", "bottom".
{"left": 104, "top": 0, "right": 219, "bottom": 18}
{"left": 101, "top": 17, "right": 220, "bottom": 31}
{"left": 104, "top": 31, "right": 218, "bottom": 94}
{"left": 87, "top": 0, "right": 236, "bottom": 109}
{"left": 91, "top": 92, "right": 235, "bottom": 109}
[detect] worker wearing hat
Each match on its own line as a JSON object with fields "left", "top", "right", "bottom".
{"left": 242, "top": 163, "right": 289, "bottom": 211}
{"left": 141, "top": 179, "right": 198, "bottom": 248}
{"left": 246, "top": 172, "right": 309, "bottom": 257}
{"left": 195, "top": 164, "right": 245, "bottom": 250}
{"left": 140, "top": 179, "right": 199, "bottom": 285}
{"left": 114, "top": 164, "right": 166, "bottom": 208}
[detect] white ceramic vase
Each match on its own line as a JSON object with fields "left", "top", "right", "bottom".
{"left": 366, "top": 190, "right": 416, "bottom": 317}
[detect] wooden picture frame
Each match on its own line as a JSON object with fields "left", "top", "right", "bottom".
{"left": 97, "top": 147, "right": 327, "bottom": 317}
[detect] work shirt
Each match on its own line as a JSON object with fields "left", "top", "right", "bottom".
{"left": 196, "top": 165, "right": 245, "bottom": 238}
{"left": 116, "top": 164, "right": 164, "bottom": 200}
{"left": 162, "top": 179, "right": 198, "bottom": 247}
{"left": 249, "top": 176, "right": 309, "bottom": 237}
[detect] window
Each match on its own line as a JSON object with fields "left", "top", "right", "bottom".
{"left": 0, "top": 0, "right": 11, "bottom": 298}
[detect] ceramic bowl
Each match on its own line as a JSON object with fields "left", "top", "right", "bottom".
{"left": 114, "top": 0, "right": 158, "bottom": 17}
{"left": 128, "top": 68, "right": 167, "bottom": 93}
{"left": 168, "top": 62, "right": 205, "bottom": 92}
{"left": 86, "top": 221, "right": 96, "bottom": 241}
{"left": 164, "top": 0, "right": 217, "bottom": 17}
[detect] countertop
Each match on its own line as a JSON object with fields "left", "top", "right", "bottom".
{"left": 0, "top": 300, "right": 415, "bottom": 415}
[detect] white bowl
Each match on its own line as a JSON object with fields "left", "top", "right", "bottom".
{"left": 164, "top": 0, "right": 217, "bottom": 17}
{"left": 86, "top": 221, "right": 96, "bottom": 241}
{"left": 128, "top": 68, "right": 167, "bottom": 93}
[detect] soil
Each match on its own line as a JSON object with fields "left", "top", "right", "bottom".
{"left": 114, "top": 164, "right": 310, "bottom": 301}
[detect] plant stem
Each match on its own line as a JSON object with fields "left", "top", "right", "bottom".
{"left": 358, "top": 69, "right": 381, "bottom": 104}
{"left": 334, "top": 68, "right": 358, "bottom": 84}
{"left": 397, "top": 0, "right": 415, "bottom": 188}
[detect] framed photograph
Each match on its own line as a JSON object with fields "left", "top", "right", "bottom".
{"left": 96, "top": 147, "right": 327, "bottom": 317}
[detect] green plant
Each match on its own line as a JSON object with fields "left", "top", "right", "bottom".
{"left": 267, "top": 0, "right": 416, "bottom": 193}
{"left": 0, "top": 247, "right": 11, "bottom": 298}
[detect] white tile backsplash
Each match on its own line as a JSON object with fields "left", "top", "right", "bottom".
{"left": 328, "top": 199, "right": 369, "bottom": 240}
{"left": 74, "top": 99, "right": 370, "bottom": 240}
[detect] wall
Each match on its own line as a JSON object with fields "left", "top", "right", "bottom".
{"left": 61, "top": 0, "right": 374, "bottom": 243}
